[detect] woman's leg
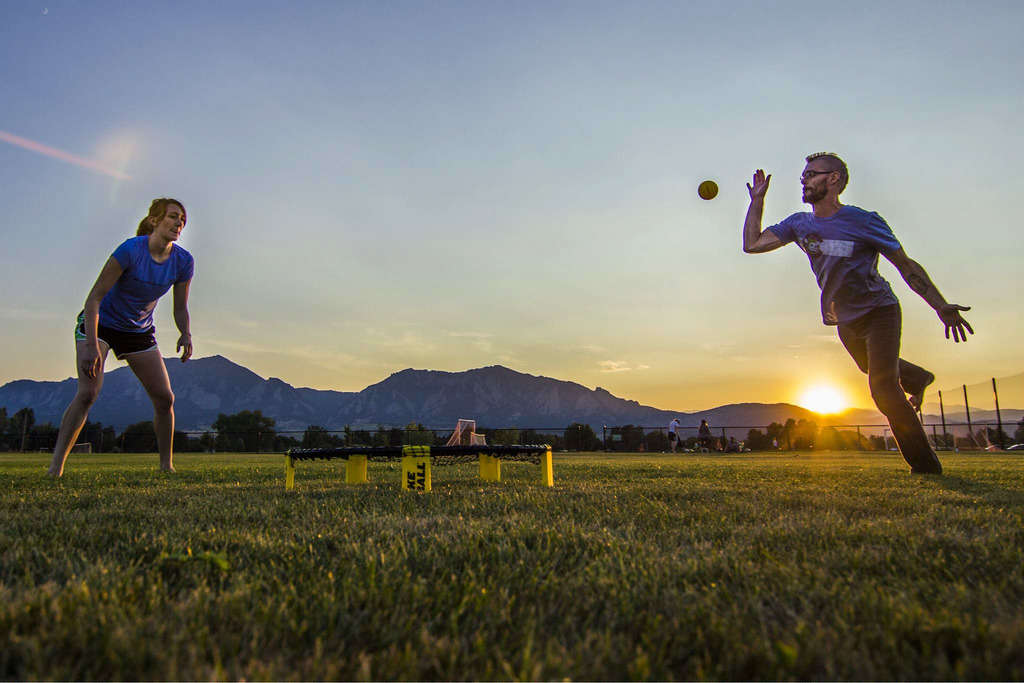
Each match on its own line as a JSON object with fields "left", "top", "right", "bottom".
{"left": 49, "top": 341, "right": 111, "bottom": 477}
{"left": 124, "top": 348, "right": 176, "bottom": 472}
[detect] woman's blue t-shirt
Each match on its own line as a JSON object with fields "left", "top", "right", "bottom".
{"left": 98, "top": 236, "right": 194, "bottom": 332}
{"left": 767, "top": 205, "right": 901, "bottom": 326}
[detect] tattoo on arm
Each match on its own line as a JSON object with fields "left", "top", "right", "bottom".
{"left": 907, "top": 272, "right": 930, "bottom": 295}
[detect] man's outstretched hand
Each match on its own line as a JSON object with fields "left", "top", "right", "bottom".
{"left": 747, "top": 169, "right": 771, "bottom": 200}
{"left": 938, "top": 304, "right": 973, "bottom": 342}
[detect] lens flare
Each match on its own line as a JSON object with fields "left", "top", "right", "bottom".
{"left": 0, "top": 130, "right": 131, "bottom": 180}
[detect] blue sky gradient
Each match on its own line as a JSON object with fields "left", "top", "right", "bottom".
{"left": 2, "top": 0, "right": 1022, "bottom": 411}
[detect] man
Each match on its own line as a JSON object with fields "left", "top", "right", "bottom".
{"left": 742, "top": 153, "right": 973, "bottom": 474}
{"left": 668, "top": 418, "right": 681, "bottom": 452}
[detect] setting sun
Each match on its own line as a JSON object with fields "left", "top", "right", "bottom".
{"left": 798, "top": 385, "right": 847, "bottom": 414}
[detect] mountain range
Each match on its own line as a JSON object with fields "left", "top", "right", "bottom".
{"left": 0, "top": 355, "right": 1019, "bottom": 433}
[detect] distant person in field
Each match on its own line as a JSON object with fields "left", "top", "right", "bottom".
{"left": 49, "top": 198, "right": 195, "bottom": 478}
{"left": 668, "top": 418, "right": 681, "bottom": 452}
{"left": 742, "top": 153, "right": 973, "bottom": 474}
{"left": 698, "top": 419, "right": 713, "bottom": 451}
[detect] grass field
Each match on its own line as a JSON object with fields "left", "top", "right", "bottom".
{"left": 2, "top": 450, "right": 1023, "bottom": 681}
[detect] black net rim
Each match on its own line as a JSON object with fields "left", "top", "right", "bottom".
{"left": 286, "top": 444, "right": 551, "bottom": 464}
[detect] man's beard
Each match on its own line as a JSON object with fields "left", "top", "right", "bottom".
{"left": 802, "top": 185, "right": 827, "bottom": 204}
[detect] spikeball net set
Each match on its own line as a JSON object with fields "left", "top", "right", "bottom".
{"left": 284, "top": 420, "right": 553, "bottom": 491}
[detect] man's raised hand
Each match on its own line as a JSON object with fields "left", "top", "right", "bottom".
{"left": 747, "top": 169, "right": 771, "bottom": 200}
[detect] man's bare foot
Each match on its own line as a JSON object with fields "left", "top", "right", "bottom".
{"left": 47, "top": 468, "right": 63, "bottom": 478}
{"left": 909, "top": 371, "right": 935, "bottom": 412}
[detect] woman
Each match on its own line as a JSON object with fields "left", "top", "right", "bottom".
{"left": 49, "top": 198, "right": 195, "bottom": 477}
{"left": 698, "top": 419, "right": 713, "bottom": 452}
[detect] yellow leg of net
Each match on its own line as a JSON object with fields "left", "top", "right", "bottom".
{"left": 346, "top": 455, "right": 368, "bottom": 484}
{"left": 540, "top": 446, "right": 554, "bottom": 487}
{"left": 285, "top": 454, "right": 295, "bottom": 490}
{"left": 401, "top": 445, "right": 431, "bottom": 491}
{"left": 479, "top": 453, "right": 501, "bottom": 481}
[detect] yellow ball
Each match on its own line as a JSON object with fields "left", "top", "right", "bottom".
{"left": 698, "top": 180, "right": 718, "bottom": 200}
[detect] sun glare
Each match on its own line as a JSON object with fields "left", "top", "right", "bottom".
{"left": 798, "top": 385, "right": 846, "bottom": 414}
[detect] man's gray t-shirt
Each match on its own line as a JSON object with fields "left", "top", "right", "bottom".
{"left": 767, "top": 205, "right": 902, "bottom": 325}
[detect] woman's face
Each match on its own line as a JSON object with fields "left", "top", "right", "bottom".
{"left": 153, "top": 203, "right": 186, "bottom": 241}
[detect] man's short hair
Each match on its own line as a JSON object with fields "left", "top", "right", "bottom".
{"left": 806, "top": 152, "right": 849, "bottom": 193}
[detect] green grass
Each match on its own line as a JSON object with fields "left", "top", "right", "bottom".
{"left": 2, "top": 451, "right": 1023, "bottom": 680}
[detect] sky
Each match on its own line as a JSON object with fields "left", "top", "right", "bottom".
{"left": 2, "top": 0, "right": 1023, "bottom": 414}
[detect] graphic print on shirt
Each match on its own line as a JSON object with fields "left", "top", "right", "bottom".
{"left": 799, "top": 233, "right": 823, "bottom": 256}
{"left": 798, "top": 233, "right": 855, "bottom": 258}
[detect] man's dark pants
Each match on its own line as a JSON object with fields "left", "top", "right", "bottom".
{"left": 837, "top": 304, "right": 942, "bottom": 474}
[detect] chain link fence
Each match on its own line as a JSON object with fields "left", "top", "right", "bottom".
{"left": 930, "top": 374, "right": 1024, "bottom": 449}
{"left": 603, "top": 420, "right": 1024, "bottom": 453}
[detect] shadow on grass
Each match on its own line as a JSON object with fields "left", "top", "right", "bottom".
{"left": 930, "top": 475, "right": 1023, "bottom": 505}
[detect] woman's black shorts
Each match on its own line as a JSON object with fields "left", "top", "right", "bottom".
{"left": 75, "top": 311, "right": 157, "bottom": 360}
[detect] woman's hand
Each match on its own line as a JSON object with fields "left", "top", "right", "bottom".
{"left": 177, "top": 334, "right": 193, "bottom": 361}
{"left": 80, "top": 342, "right": 102, "bottom": 378}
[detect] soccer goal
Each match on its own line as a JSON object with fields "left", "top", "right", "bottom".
{"left": 71, "top": 442, "right": 92, "bottom": 454}
{"left": 446, "top": 419, "right": 487, "bottom": 446}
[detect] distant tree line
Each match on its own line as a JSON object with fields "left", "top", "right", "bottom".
{"left": 605, "top": 420, "right": 832, "bottom": 452}
{"left": 605, "top": 418, "right": 1024, "bottom": 453}
{"left": 3, "top": 405, "right": 1021, "bottom": 453}
{"left": 0, "top": 406, "right": 606, "bottom": 453}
